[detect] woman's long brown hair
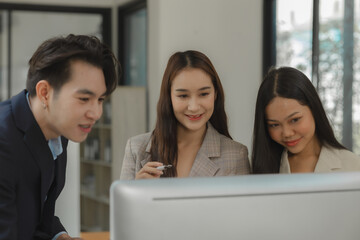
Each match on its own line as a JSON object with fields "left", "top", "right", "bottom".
{"left": 150, "top": 50, "right": 231, "bottom": 177}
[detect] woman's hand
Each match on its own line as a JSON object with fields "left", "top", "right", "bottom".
{"left": 56, "top": 233, "right": 83, "bottom": 240}
{"left": 135, "top": 162, "right": 164, "bottom": 179}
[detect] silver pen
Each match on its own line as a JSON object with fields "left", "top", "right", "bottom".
{"left": 156, "top": 165, "right": 172, "bottom": 170}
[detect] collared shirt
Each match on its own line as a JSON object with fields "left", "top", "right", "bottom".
{"left": 26, "top": 92, "right": 63, "bottom": 159}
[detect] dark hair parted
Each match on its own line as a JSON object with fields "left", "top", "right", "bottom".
{"left": 26, "top": 34, "right": 120, "bottom": 97}
{"left": 251, "top": 66, "right": 345, "bottom": 173}
{"left": 151, "top": 50, "right": 231, "bottom": 177}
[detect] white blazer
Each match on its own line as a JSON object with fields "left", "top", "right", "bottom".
{"left": 279, "top": 145, "right": 360, "bottom": 173}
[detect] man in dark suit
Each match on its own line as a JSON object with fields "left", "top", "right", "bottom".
{"left": 0, "top": 34, "right": 120, "bottom": 240}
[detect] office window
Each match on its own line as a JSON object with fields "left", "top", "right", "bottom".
{"left": 264, "top": 0, "right": 360, "bottom": 153}
{"left": 0, "top": 10, "right": 9, "bottom": 101}
{"left": 118, "top": 1, "right": 147, "bottom": 86}
{"left": 0, "top": 4, "right": 111, "bottom": 101}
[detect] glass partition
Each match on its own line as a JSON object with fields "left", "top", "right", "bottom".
{"left": 118, "top": 1, "right": 147, "bottom": 86}
{"left": 0, "top": 10, "right": 9, "bottom": 101}
{"left": 0, "top": 4, "right": 111, "bottom": 100}
{"left": 10, "top": 10, "right": 102, "bottom": 96}
{"left": 265, "top": 0, "right": 360, "bottom": 153}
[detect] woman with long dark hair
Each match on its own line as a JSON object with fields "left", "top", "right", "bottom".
{"left": 252, "top": 66, "right": 360, "bottom": 173}
{"left": 120, "top": 50, "right": 250, "bottom": 179}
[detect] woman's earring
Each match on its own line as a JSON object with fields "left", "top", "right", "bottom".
{"left": 42, "top": 102, "right": 47, "bottom": 109}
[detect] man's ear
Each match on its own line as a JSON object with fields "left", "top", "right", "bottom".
{"left": 35, "top": 80, "right": 51, "bottom": 108}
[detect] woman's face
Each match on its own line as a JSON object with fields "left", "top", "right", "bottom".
{"left": 170, "top": 68, "right": 216, "bottom": 134}
{"left": 265, "top": 97, "right": 319, "bottom": 155}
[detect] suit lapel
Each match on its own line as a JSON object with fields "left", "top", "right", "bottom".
{"left": 189, "top": 152, "right": 220, "bottom": 177}
{"left": 314, "top": 145, "right": 342, "bottom": 172}
{"left": 189, "top": 124, "right": 220, "bottom": 177}
{"left": 140, "top": 137, "right": 153, "bottom": 167}
{"left": 12, "top": 91, "right": 55, "bottom": 212}
{"left": 281, "top": 146, "right": 343, "bottom": 173}
{"left": 24, "top": 126, "right": 55, "bottom": 200}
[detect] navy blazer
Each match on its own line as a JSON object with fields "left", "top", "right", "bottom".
{"left": 0, "top": 90, "right": 68, "bottom": 240}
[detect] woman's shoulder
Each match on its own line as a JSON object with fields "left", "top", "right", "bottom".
{"left": 129, "top": 131, "right": 152, "bottom": 141}
{"left": 207, "top": 123, "right": 248, "bottom": 150}
{"left": 127, "top": 132, "right": 152, "bottom": 150}
{"left": 220, "top": 134, "right": 247, "bottom": 149}
{"left": 209, "top": 129, "right": 250, "bottom": 174}
{"left": 325, "top": 146, "right": 360, "bottom": 170}
{"left": 329, "top": 146, "right": 360, "bottom": 160}
{"left": 211, "top": 130, "right": 248, "bottom": 154}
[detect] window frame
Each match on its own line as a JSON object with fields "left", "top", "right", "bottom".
{"left": 0, "top": 3, "right": 112, "bottom": 99}
{"left": 117, "top": 0, "right": 146, "bottom": 86}
{"left": 262, "top": 0, "right": 356, "bottom": 150}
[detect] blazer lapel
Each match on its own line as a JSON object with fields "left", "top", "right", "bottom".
{"left": 189, "top": 124, "right": 220, "bottom": 177}
{"left": 140, "top": 139, "right": 152, "bottom": 167}
{"left": 279, "top": 151, "right": 291, "bottom": 173}
{"left": 24, "top": 126, "right": 55, "bottom": 206}
{"left": 314, "top": 145, "right": 342, "bottom": 172}
{"left": 12, "top": 91, "right": 55, "bottom": 212}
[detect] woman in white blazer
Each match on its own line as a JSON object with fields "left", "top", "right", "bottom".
{"left": 120, "top": 50, "right": 250, "bottom": 180}
{"left": 251, "top": 66, "right": 360, "bottom": 173}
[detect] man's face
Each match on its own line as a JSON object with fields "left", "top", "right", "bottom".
{"left": 44, "top": 60, "right": 106, "bottom": 142}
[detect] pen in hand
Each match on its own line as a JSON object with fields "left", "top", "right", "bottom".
{"left": 156, "top": 165, "right": 172, "bottom": 171}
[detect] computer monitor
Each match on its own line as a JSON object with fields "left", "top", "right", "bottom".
{"left": 110, "top": 172, "right": 360, "bottom": 240}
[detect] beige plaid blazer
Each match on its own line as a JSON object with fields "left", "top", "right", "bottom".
{"left": 120, "top": 123, "right": 250, "bottom": 180}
